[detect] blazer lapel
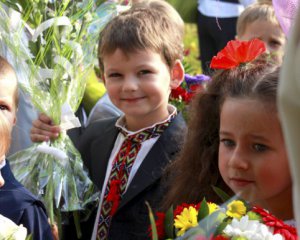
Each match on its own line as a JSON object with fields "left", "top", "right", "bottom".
{"left": 118, "top": 114, "right": 186, "bottom": 209}
{"left": 91, "top": 122, "right": 119, "bottom": 189}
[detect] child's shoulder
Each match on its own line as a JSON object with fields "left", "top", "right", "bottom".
{"left": 0, "top": 163, "right": 47, "bottom": 215}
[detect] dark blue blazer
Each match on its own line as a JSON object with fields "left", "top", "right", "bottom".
{"left": 73, "top": 113, "right": 186, "bottom": 239}
{"left": 0, "top": 162, "right": 53, "bottom": 240}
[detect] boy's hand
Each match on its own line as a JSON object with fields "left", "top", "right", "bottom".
{"left": 30, "top": 113, "right": 61, "bottom": 142}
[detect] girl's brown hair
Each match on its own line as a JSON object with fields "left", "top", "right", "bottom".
{"left": 163, "top": 54, "right": 279, "bottom": 209}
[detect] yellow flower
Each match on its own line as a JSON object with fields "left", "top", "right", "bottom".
{"left": 208, "top": 202, "right": 219, "bottom": 214}
{"left": 174, "top": 206, "right": 198, "bottom": 237}
{"left": 226, "top": 200, "right": 247, "bottom": 219}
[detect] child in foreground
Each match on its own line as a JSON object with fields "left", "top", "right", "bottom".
{"left": 164, "top": 39, "right": 294, "bottom": 223}
{"left": 0, "top": 56, "right": 54, "bottom": 239}
{"left": 30, "top": 2, "right": 186, "bottom": 239}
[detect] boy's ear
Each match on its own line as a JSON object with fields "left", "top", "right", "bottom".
{"left": 170, "top": 60, "right": 184, "bottom": 89}
{"left": 101, "top": 74, "right": 106, "bottom": 84}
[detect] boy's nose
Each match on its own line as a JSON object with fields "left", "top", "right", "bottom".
{"left": 228, "top": 147, "right": 249, "bottom": 170}
{"left": 122, "top": 77, "right": 138, "bottom": 92}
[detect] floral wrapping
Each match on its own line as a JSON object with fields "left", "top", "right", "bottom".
{"left": 0, "top": 0, "right": 122, "bottom": 224}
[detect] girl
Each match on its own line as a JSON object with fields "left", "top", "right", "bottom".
{"left": 163, "top": 39, "right": 293, "bottom": 221}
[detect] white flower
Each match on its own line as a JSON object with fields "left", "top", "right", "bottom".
{"left": 0, "top": 214, "right": 27, "bottom": 240}
{"left": 223, "top": 215, "right": 283, "bottom": 240}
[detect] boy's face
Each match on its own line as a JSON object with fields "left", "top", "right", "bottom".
{"left": 0, "top": 71, "right": 17, "bottom": 129}
{"left": 102, "top": 48, "right": 183, "bottom": 130}
{"left": 238, "top": 19, "right": 286, "bottom": 60}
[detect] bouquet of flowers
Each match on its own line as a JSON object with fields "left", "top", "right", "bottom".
{"left": 169, "top": 73, "right": 210, "bottom": 117}
{"left": 0, "top": 0, "right": 123, "bottom": 228}
{"left": 0, "top": 214, "right": 30, "bottom": 240}
{"left": 148, "top": 198, "right": 297, "bottom": 240}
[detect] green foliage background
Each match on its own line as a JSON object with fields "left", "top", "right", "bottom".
{"left": 166, "top": 0, "right": 198, "bottom": 23}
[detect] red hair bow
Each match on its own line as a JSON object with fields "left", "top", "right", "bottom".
{"left": 210, "top": 39, "right": 266, "bottom": 69}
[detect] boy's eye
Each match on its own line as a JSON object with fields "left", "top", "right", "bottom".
{"left": 220, "top": 139, "right": 235, "bottom": 148}
{"left": 269, "top": 40, "right": 281, "bottom": 48}
{"left": 253, "top": 144, "right": 268, "bottom": 152}
{"left": 108, "top": 73, "right": 122, "bottom": 78}
{"left": 139, "top": 70, "right": 152, "bottom": 75}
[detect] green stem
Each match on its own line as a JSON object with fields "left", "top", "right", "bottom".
{"left": 73, "top": 211, "right": 82, "bottom": 239}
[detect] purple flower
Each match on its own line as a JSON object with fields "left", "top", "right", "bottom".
{"left": 184, "top": 74, "right": 211, "bottom": 85}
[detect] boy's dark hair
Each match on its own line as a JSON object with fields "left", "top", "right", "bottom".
{"left": 98, "top": 7, "right": 184, "bottom": 73}
{"left": 163, "top": 54, "right": 279, "bottom": 209}
{"left": 0, "top": 56, "right": 19, "bottom": 108}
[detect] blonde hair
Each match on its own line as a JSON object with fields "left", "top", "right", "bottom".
{"left": 0, "top": 112, "right": 11, "bottom": 157}
{"left": 237, "top": 2, "right": 280, "bottom": 37}
{"left": 98, "top": 6, "right": 184, "bottom": 72}
{"left": 0, "top": 56, "right": 19, "bottom": 108}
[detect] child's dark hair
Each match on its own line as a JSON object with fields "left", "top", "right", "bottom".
{"left": 163, "top": 54, "right": 280, "bottom": 209}
{"left": 98, "top": 6, "right": 183, "bottom": 73}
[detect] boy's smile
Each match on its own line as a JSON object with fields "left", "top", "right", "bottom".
{"left": 103, "top": 48, "right": 183, "bottom": 131}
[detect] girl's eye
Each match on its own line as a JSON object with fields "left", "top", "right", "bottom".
{"left": 0, "top": 105, "right": 9, "bottom": 111}
{"left": 220, "top": 139, "right": 235, "bottom": 148}
{"left": 253, "top": 144, "right": 268, "bottom": 152}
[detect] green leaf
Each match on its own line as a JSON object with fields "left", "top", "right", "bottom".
{"left": 212, "top": 185, "right": 231, "bottom": 202}
{"left": 164, "top": 205, "right": 174, "bottom": 239}
{"left": 146, "top": 202, "right": 158, "bottom": 240}
{"left": 214, "top": 220, "right": 228, "bottom": 236}
{"left": 26, "top": 234, "right": 33, "bottom": 240}
{"left": 198, "top": 198, "right": 209, "bottom": 222}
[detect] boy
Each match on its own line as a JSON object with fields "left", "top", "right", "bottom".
{"left": 236, "top": 2, "right": 286, "bottom": 62}
{"left": 0, "top": 56, "right": 54, "bottom": 240}
{"left": 31, "top": 4, "right": 186, "bottom": 240}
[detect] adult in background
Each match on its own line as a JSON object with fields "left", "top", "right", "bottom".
{"left": 197, "top": 0, "right": 255, "bottom": 74}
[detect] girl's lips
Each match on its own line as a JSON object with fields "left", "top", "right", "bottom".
{"left": 229, "top": 178, "right": 254, "bottom": 187}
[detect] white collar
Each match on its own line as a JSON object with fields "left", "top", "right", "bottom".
{"left": 115, "top": 104, "right": 177, "bottom": 135}
{"left": 0, "top": 157, "right": 6, "bottom": 170}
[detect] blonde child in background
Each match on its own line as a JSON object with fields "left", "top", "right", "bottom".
{"left": 0, "top": 56, "right": 54, "bottom": 239}
{"left": 236, "top": 1, "right": 286, "bottom": 62}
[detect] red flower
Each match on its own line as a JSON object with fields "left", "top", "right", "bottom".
{"left": 252, "top": 206, "right": 297, "bottom": 240}
{"left": 210, "top": 39, "right": 266, "bottom": 69}
{"left": 170, "top": 86, "right": 190, "bottom": 102}
{"left": 148, "top": 212, "right": 166, "bottom": 240}
{"left": 213, "top": 235, "right": 229, "bottom": 240}
{"left": 184, "top": 48, "right": 190, "bottom": 56}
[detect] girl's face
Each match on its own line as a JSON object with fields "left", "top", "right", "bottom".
{"left": 218, "top": 98, "right": 292, "bottom": 212}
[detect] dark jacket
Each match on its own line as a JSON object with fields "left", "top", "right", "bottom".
{"left": 0, "top": 161, "right": 53, "bottom": 240}
{"left": 73, "top": 114, "right": 186, "bottom": 239}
